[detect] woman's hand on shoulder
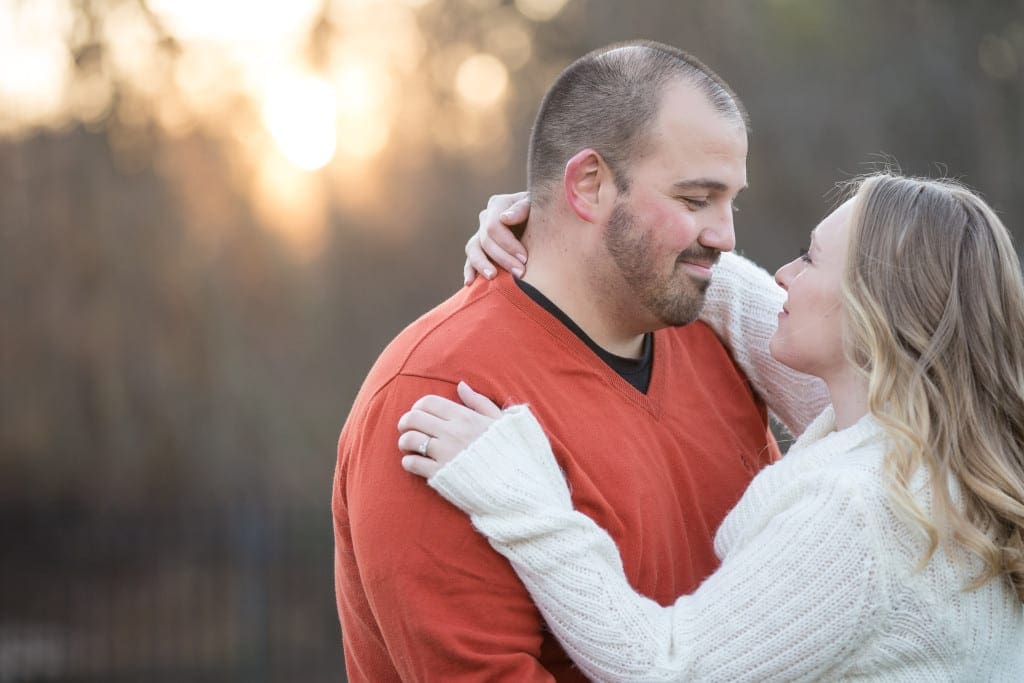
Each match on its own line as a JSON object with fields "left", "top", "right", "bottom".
{"left": 398, "top": 382, "right": 503, "bottom": 478}
{"left": 464, "top": 191, "right": 531, "bottom": 285}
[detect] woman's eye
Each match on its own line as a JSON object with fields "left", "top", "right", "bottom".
{"left": 799, "top": 248, "right": 812, "bottom": 263}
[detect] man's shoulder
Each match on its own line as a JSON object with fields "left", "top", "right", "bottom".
{"left": 358, "top": 278, "right": 538, "bottom": 401}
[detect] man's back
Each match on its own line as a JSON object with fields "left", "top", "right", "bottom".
{"left": 333, "top": 272, "right": 779, "bottom": 681}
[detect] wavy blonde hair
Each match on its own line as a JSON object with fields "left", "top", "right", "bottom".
{"left": 840, "top": 172, "right": 1024, "bottom": 601}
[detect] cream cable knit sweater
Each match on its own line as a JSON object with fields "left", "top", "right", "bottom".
{"left": 428, "top": 253, "right": 1024, "bottom": 682}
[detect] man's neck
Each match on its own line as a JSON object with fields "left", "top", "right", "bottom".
{"left": 520, "top": 230, "right": 648, "bottom": 359}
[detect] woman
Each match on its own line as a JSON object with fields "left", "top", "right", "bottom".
{"left": 396, "top": 173, "right": 1024, "bottom": 681}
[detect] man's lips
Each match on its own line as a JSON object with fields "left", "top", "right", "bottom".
{"left": 678, "top": 258, "right": 717, "bottom": 278}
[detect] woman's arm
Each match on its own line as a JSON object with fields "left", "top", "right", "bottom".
{"left": 423, "top": 405, "right": 885, "bottom": 682}
{"left": 703, "top": 252, "right": 829, "bottom": 436}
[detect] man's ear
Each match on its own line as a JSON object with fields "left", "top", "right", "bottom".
{"left": 563, "top": 149, "right": 616, "bottom": 224}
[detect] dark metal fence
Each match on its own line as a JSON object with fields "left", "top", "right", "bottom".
{"left": 0, "top": 502, "right": 345, "bottom": 682}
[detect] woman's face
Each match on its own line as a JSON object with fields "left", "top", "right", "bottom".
{"left": 770, "top": 198, "right": 856, "bottom": 381}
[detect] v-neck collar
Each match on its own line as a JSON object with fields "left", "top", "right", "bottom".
{"left": 514, "top": 277, "right": 653, "bottom": 392}
{"left": 491, "top": 272, "right": 666, "bottom": 418}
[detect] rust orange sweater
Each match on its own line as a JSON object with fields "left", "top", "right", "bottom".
{"left": 333, "top": 271, "right": 780, "bottom": 681}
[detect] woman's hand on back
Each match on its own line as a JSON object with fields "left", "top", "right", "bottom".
{"left": 464, "top": 191, "right": 532, "bottom": 285}
{"left": 398, "top": 382, "right": 504, "bottom": 479}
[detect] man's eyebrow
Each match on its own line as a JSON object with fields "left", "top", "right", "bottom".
{"left": 672, "top": 179, "right": 748, "bottom": 194}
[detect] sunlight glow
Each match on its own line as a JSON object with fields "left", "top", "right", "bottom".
{"left": 148, "top": 0, "right": 321, "bottom": 46}
{"left": 514, "top": 0, "right": 570, "bottom": 22}
{"left": 332, "top": 58, "right": 394, "bottom": 161}
{"left": 337, "top": 116, "right": 391, "bottom": 161}
{"left": 253, "top": 156, "right": 328, "bottom": 260}
{"left": 103, "top": 3, "right": 161, "bottom": 93}
{"left": 0, "top": 0, "right": 519, "bottom": 255}
{"left": 334, "top": 60, "right": 386, "bottom": 117}
{"left": 0, "top": 0, "right": 73, "bottom": 134}
{"left": 174, "top": 44, "right": 238, "bottom": 118}
{"left": 455, "top": 54, "right": 509, "bottom": 108}
{"left": 262, "top": 74, "right": 337, "bottom": 171}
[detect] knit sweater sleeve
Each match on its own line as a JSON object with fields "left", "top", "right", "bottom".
{"left": 430, "top": 406, "right": 886, "bottom": 683}
{"left": 702, "top": 252, "right": 829, "bottom": 435}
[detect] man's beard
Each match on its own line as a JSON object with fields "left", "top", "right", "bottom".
{"left": 604, "top": 200, "right": 718, "bottom": 327}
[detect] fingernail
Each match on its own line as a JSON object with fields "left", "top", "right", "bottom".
{"left": 512, "top": 267, "right": 523, "bottom": 278}
{"left": 501, "top": 210, "right": 514, "bottom": 218}
{"left": 517, "top": 254, "right": 527, "bottom": 264}
{"left": 485, "top": 268, "right": 495, "bottom": 278}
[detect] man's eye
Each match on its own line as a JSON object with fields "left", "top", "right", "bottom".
{"left": 682, "top": 197, "right": 710, "bottom": 209}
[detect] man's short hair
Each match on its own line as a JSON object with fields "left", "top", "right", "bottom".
{"left": 527, "top": 40, "right": 750, "bottom": 207}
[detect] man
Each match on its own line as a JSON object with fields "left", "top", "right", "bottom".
{"left": 334, "top": 40, "right": 779, "bottom": 681}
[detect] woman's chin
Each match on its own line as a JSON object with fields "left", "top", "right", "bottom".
{"left": 769, "top": 335, "right": 802, "bottom": 375}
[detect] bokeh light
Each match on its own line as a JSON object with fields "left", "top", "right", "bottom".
{"left": 0, "top": 0, "right": 527, "bottom": 189}
{"left": 514, "top": 0, "right": 570, "bottom": 22}
{"left": 102, "top": 3, "right": 162, "bottom": 94}
{"left": 253, "top": 155, "right": 329, "bottom": 258}
{"left": 147, "top": 0, "right": 321, "bottom": 46}
{"left": 262, "top": 73, "right": 337, "bottom": 171}
{"left": 333, "top": 56, "right": 394, "bottom": 161}
{"left": 455, "top": 53, "right": 510, "bottom": 108}
{"left": 0, "top": 0, "right": 74, "bottom": 135}
{"left": 485, "top": 19, "right": 534, "bottom": 70}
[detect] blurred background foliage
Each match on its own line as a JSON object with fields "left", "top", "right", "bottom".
{"left": 0, "top": 0, "right": 1021, "bottom": 680}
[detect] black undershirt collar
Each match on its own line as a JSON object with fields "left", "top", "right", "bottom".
{"left": 515, "top": 278, "right": 653, "bottom": 393}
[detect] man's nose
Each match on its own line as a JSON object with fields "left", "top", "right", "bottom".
{"left": 699, "top": 206, "right": 736, "bottom": 253}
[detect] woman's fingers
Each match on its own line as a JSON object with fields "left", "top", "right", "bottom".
{"left": 401, "top": 454, "right": 441, "bottom": 479}
{"left": 482, "top": 193, "right": 530, "bottom": 264}
{"left": 463, "top": 252, "right": 477, "bottom": 286}
{"left": 397, "top": 429, "right": 431, "bottom": 455}
{"left": 485, "top": 191, "right": 526, "bottom": 217}
{"left": 463, "top": 192, "right": 532, "bottom": 286}
{"left": 480, "top": 196, "right": 528, "bottom": 267}
{"left": 397, "top": 406, "right": 448, "bottom": 438}
{"left": 465, "top": 234, "right": 495, "bottom": 283}
{"left": 478, "top": 230, "right": 525, "bottom": 278}
{"left": 499, "top": 193, "right": 531, "bottom": 227}
{"left": 410, "top": 394, "right": 472, "bottom": 419}
{"left": 457, "top": 381, "right": 502, "bottom": 418}
{"left": 397, "top": 426, "right": 463, "bottom": 466}
{"left": 398, "top": 389, "right": 503, "bottom": 479}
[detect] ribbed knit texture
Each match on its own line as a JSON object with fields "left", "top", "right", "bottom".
{"left": 702, "top": 252, "right": 828, "bottom": 436}
{"left": 428, "top": 254, "right": 1024, "bottom": 682}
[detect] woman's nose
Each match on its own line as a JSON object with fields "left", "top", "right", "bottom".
{"left": 774, "top": 259, "right": 797, "bottom": 290}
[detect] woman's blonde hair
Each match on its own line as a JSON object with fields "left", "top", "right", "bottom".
{"left": 841, "top": 172, "right": 1024, "bottom": 601}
